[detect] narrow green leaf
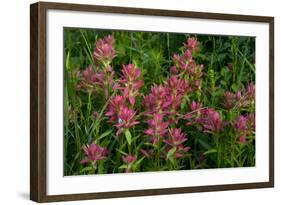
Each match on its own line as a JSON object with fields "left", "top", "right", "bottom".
{"left": 125, "top": 129, "right": 132, "bottom": 146}
{"left": 167, "top": 147, "right": 177, "bottom": 164}
{"left": 135, "top": 156, "right": 145, "bottom": 166}
{"left": 116, "top": 149, "right": 127, "bottom": 156}
{"left": 118, "top": 164, "right": 128, "bottom": 169}
{"left": 96, "top": 130, "right": 112, "bottom": 141}
{"left": 81, "top": 166, "right": 93, "bottom": 173}
{"left": 203, "top": 149, "right": 217, "bottom": 155}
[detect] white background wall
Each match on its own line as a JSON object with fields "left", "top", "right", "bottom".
{"left": 0, "top": 0, "right": 279, "bottom": 204}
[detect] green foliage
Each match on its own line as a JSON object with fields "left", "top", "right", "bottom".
{"left": 64, "top": 28, "right": 255, "bottom": 176}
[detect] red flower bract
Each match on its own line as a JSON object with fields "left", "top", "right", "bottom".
{"left": 122, "top": 155, "right": 137, "bottom": 173}
{"left": 184, "top": 37, "right": 200, "bottom": 52}
{"left": 78, "top": 66, "right": 106, "bottom": 91}
{"left": 164, "top": 128, "right": 188, "bottom": 146}
{"left": 144, "top": 85, "right": 170, "bottom": 115}
{"left": 122, "top": 155, "right": 137, "bottom": 164}
{"left": 117, "top": 64, "right": 144, "bottom": 106}
{"left": 80, "top": 143, "right": 108, "bottom": 164}
{"left": 164, "top": 128, "right": 190, "bottom": 159}
{"left": 235, "top": 114, "right": 255, "bottom": 133}
{"left": 144, "top": 114, "right": 169, "bottom": 144}
{"left": 201, "top": 109, "right": 223, "bottom": 132}
{"left": 105, "top": 95, "right": 126, "bottom": 123}
{"left": 236, "top": 115, "right": 247, "bottom": 131}
{"left": 115, "top": 106, "right": 139, "bottom": 135}
{"left": 93, "top": 35, "right": 116, "bottom": 63}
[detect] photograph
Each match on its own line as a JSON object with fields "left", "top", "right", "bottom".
{"left": 30, "top": 2, "right": 274, "bottom": 202}
{"left": 63, "top": 28, "right": 256, "bottom": 176}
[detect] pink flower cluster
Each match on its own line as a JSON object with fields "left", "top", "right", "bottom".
{"left": 115, "top": 64, "right": 144, "bottom": 106}
{"left": 144, "top": 114, "right": 169, "bottom": 144}
{"left": 144, "top": 76, "right": 190, "bottom": 121}
{"left": 122, "top": 155, "right": 137, "bottom": 173}
{"left": 80, "top": 143, "right": 108, "bottom": 164}
{"left": 93, "top": 35, "right": 116, "bottom": 64}
{"left": 223, "top": 83, "right": 255, "bottom": 109}
{"left": 106, "top": 64, "right": 143, "bottom": 135}
{"left": 77, "top": 35, "right": 255, "bottom": 171}
{"left": 235, "top": 114, "right": 255, "bottom": 143}
{"left": 79, "top": 35, "right": 117, "bottom": 96}
{"left": 164, "top": 128, "right": 190, "bottom": 158}
{"left": 171, "top": 37, "right": 203, "bottom": 90}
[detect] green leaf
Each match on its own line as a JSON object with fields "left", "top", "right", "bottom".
{"left": 125, "top": 129, "right": 132, "bottom": 146}
{"left": 96, "top": 130, "right": 112, "bottom": 141}
{"left": 231, "top": 83, "right": 243, "bottom": 92}
{"left": 198, "top": 139, "right": 211, "bottom": 149}
{"left": 81, "top": 166, "right": 93, "bottom": 173}
{"left": 135, "top": 156, "right": 145, "bottom": 166}
{"left": 116, "top": 149, "right": 127, "bottom": 156}
{"left": 65, "top": 50, "right": 71, "bottom": 71}
{"left": 203, "top": 149, "right": 217, "bottom": 155}
{"left": 118, "top": 164, "right": 128, "bottom": 169}
{"left": 167, "top": 147, "right": 177, "bottom": 164}
{"left": 132, "top": 157, "right": 145, "bottom": 170}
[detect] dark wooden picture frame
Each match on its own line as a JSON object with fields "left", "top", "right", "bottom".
{"left": 30, "top": 1, "right": 274, "bottom": 202}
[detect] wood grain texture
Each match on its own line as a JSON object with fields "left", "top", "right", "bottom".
{"left": 30, "top": 2, "right": 47, "bottom": 202}
{"left": 30, "top": 1, "right": 274, "bottom": 202}
{"left": 30, "top": 2, "right": 39, "bottom": 202}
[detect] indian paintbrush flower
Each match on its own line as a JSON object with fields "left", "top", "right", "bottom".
{"left": 93, "top": 35, "right": 116, "bottom": 64}
{"left": 117, "top": 64, "right": 144, "bottom": 106}
{"left": 80, "top": 143, "right": 108, "bottom": 164}
{"left": 235, "top": 114, "right": 255, "bottom": 143}
{"left": 144, "top": 113, "right": 169, "bottom": 144}
{"left": 201, "top": 109, "right": 224, "bottom": 132}
{"left": 164, "top": 128, "right": 190, "bottom": 159}
{"left": 164, "top": 128, "right": 188, "bottom": 146}
{"left": 184, "top": 37, "right": 200, "bottom": 52}
{"left": 105, "top": 95, "right": 127, "bottom": 123}
{"left": 144, "top": 85, "right": 170, "bottom": 115}
{"left": 122, "top": 155, "right": 137, "bottom": 173}
{"left": 115, "top": 106, "right": 139, "bottom": 135}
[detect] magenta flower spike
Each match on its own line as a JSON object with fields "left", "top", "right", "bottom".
{"left": 246, "top": 113, "right": 255, "bottom": 130}
{"left": 122, "top": 155, "right": 137, "bottom": 165}
{"left": 223, "top": 91, "right": 236, "bottom": 109}
{"left": 247, "top": 83, "right": 255, "bottom": 99}
{"left": 166, "top": 76, "right": 190, "bottom": 96}
{"left": 93, "top": 35, "right": 116, "bottom": 63}
{"left": 82, "top": 66, "right": 95, "bottom": 83}
{"left": 122, "top": 155, "right": 137, "bottom": 173}
{"left": 165, "top": 76, "right": 190, "bottom": 119}
{"left": 202, "top": 109, "right": 223, "bottom": 132}
{"left": 235, "top": 113, "right": 255, "bottom": 144}
{"left": 115, "top": 106, "right": 139, "bottom": 135}
{"left": 164, "top": 128, "right": 190, "bottom": 159}
{"left": 190, "top": 100, "right": 202, "bottom": 111}
{"left": 117, "top": 64, "right": 144, "bottom": 106}
{"left": 184, "top": 37, "right": 200, "bottom": 52}
{"left": 239, "top": 136, "right": 247, "bottom": 143}
{"left": 174, "top": 145, "right": 191, "bottom": 158}
{"left": 235, "top": 114, "right": 255, "bottom": 133}
{"left": 144, "top": 85, "right": 170, "bottom": 115}
{"left": 236, "top": 115, "right": 247, "bottom": 131}
{"left": 144, "top": 114, "right": 169, "bottom": 144}
{"left": 80, "top": 143, "right": 108, "bottom": 164}
{"left": 105, "top": 95, "right": 126, "bottom": 123}
{"left": 78, "top": 66, "right": 106, "bottom": 90}
{"left": 164, "top": 128, "right": 188, "bottom": 146}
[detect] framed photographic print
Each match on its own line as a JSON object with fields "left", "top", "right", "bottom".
{"left": 30, "top": 1, "right": 274, "bottom": 202}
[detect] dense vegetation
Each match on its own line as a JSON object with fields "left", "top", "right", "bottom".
{"left": 64, "top": 28, "right": 255, "bottom": 175}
